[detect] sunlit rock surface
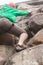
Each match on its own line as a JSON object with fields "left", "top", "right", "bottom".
{"left": 11, "top": 44, "right": 43, "bottom": 65}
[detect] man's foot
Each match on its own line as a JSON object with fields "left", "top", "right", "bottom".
{"left": 16, "top": 44, "right": 28, "bottom": 52}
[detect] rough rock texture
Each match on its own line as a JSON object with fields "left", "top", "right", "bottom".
{"left": 0, "top": 34, "right": 16, "bottom": 65}
{"left": 0, "top": 45, "right": 14, "bottom": 65}
{"left": 27, "top": 29, "right": 43, "bottom": 46}
{"left": 11, "top": 44, "right": 43, "bottom": 65}
{"left": 0, "top": 33, "right": 16, "bottom": 45}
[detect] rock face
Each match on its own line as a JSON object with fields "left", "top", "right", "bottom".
{"left": 11, "top": 44, "right": 43, "bottom": 65}
{"left": 33, "top": 29, "right": 43, "bottom": 42}
{"left": 0, "top": 45, "right": 14, "bottom": 65}
{"left": 27, "top": 29, "right": 43, "bottom": 46}
{"left": 0, "top": 33, "right": 16, "bottom": 45}
{"left": 0, "top": 33, "right": 16, "bottom": 65}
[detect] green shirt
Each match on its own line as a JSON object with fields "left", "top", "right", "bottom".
{"left": 0, "top": 4, "right": 29, "bottom": 23}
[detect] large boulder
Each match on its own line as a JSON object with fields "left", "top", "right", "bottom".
{"left": 0, "top": 33, "right": 16, "bottom": 45}
{"left": 10, "top": 44, "right": 43, "bottom": 65}
{"left": 0, "top": 45, "right": 14, "bottom": 65}
{"left": 27, "top": 29, "right": 43, "bottom": 46}
{"left": 4, "top": 29, "right": 43, "bottom": 65}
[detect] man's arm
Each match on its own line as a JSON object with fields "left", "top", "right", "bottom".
{"left": 16, "top": 10, "right": 29, "bottom": 16}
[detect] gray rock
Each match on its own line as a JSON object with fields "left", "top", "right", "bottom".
{"left": 0, "top": 45, "right": 14, "bottom": 65}
{"left": 10, "top": 44, "right": 43, "bottom": 65}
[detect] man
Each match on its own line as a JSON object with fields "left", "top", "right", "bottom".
{"left": 0, "top": 4, "right": 30, "bottom": 51}
{"left": 0, "top": 4, "right": 43, "bottom": 52}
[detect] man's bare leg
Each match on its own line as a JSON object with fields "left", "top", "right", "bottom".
{"left": 8, "top": 24, "right": 28, "bottom": 46}
{"left": 17, "top": 33, "right": 28, "bottom": 46}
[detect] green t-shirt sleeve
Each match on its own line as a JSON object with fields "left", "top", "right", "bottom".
{"left": 16, "top": 10, "right": 29, "bottom": 16}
